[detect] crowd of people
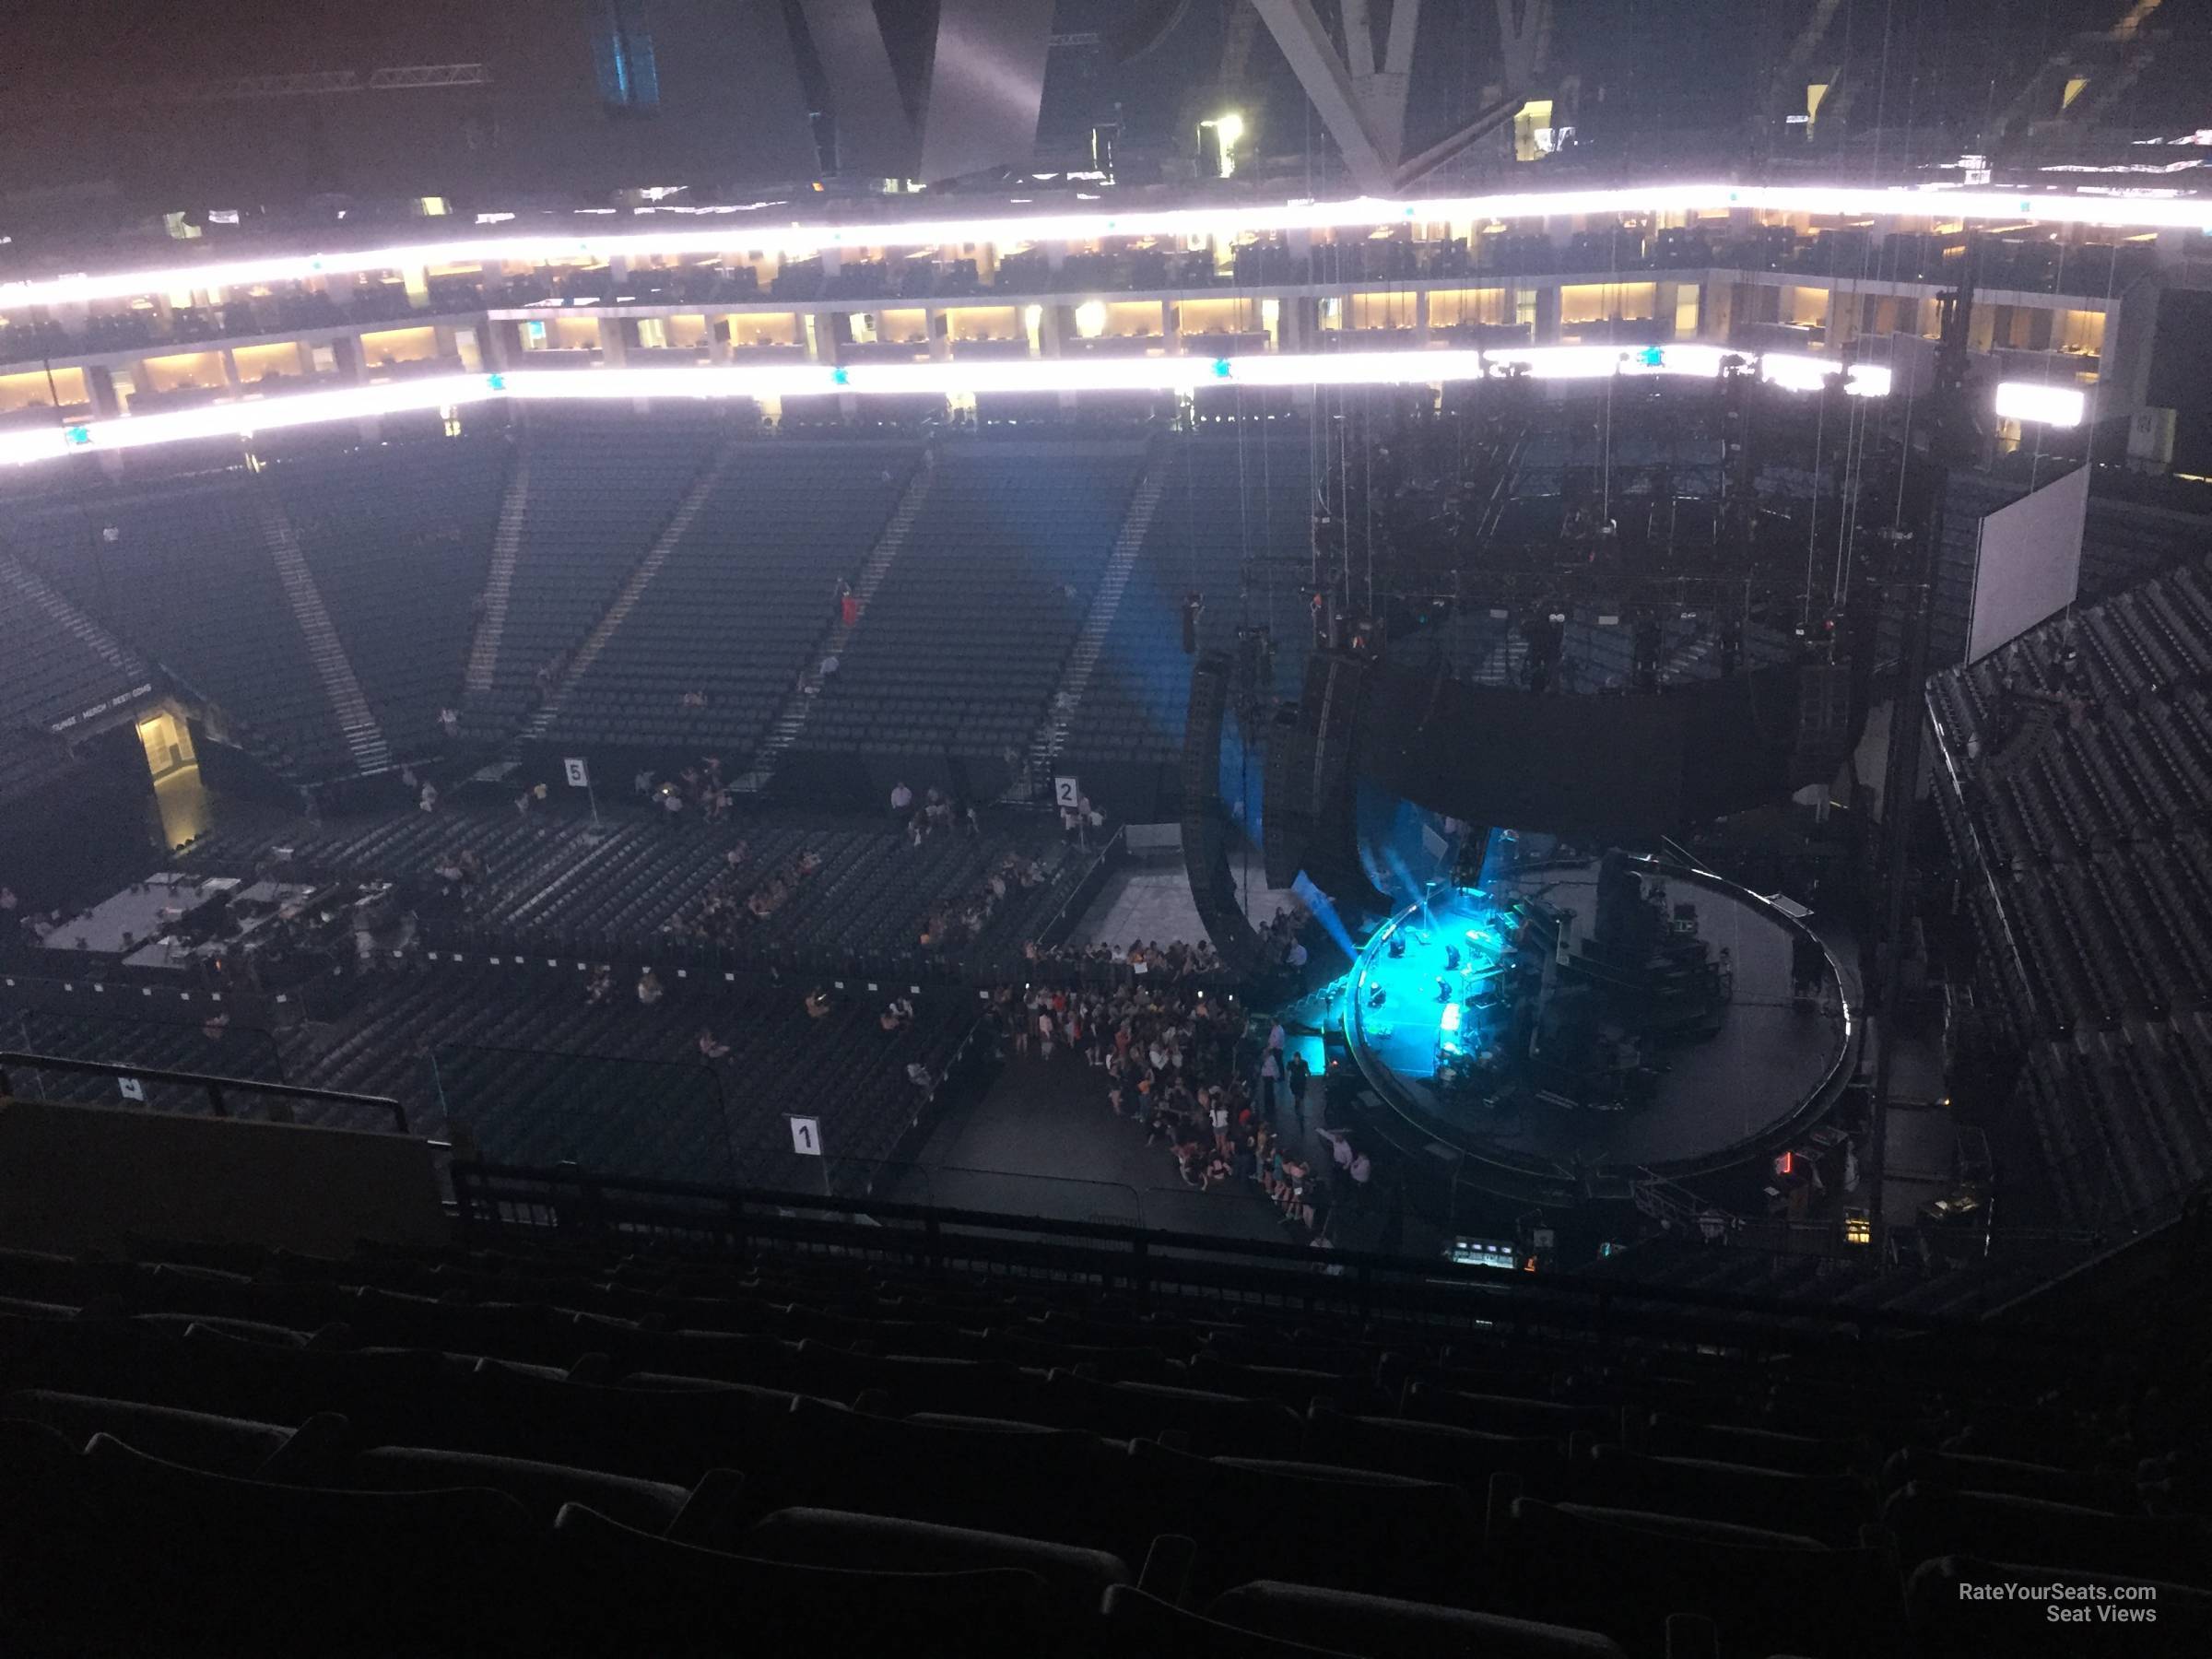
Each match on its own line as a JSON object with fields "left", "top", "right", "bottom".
{"left": 1259, "top": 900, "right": 1312, "bottom": 970}
{"left": 985, "top": 959, "right": 1363, "bottom": 1244}
{"left": 921, "top": 849, "right": 1052, "bottom": 957}
{"left": 635, "top": 759, "right": 733, "bottom": 822}
{"left": 661, "top": 842, "right": 825, "bottom": 948}
{"left": 890, "top": 781, "right": 980, "bottom": 846}
{"left": 1023, "top": 935, "right": 1227, "bottom": 981}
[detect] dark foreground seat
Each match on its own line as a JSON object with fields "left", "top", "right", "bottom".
{"left": 56, "top": 1433, "right": 541, "bottom": 1655}
{"left": 1100, "top": 1584, "right": 1364, "bottom": 1657}
{"left": 1, "top": 1387, "right": 299, "bottom": 1476}
{"left": 341, "top": 1443, "right": 695, "bottom": 1531}
{"left": 743, "top": 1503, "right": 1131, "bottom": 1624}
{"left": 551, "top": 1500, "right": 1050, "bottom": 1656}
{"left": 1884, "top": 1481, "right": 2212, "bottom": 1586}
{"left": 1497, "top": 1490, "right": 1904, "bottom": 1659}
{"left": 1212, "top": 1581, "right": 1631, "bottom": 1659}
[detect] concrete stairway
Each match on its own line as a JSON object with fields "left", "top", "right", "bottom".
{"left": 522, "top": 442, "right": 740, "bottom": 741}
{"left": 1005, "top": 454, "right": 1171, "bottom": 800}
{"left": 257, "top": 498, "right": 391, "bottom": 773}
{"left": 464, "top": 452, "right": 531, "bottom": 696}
{"left": 732, "top": 458, "right": 936, "bottom": 793}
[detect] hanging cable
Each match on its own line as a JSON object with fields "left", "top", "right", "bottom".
{"left": 1364, "top": 382, "right": 1376, "bottom": 622}
{"left": 1805, "top": 378, "right": 1827, "bottom": 629}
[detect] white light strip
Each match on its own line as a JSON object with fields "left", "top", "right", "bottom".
{"left": 3, "top": 180, "right": 2208, "bottom": 312}
{"left": 0, "top": 346, "right": 1895, "bottom": 467}
{"left": 1993, "top": 380, "right": 2088, "bottom": 427}
{"left": 1759, "top": 351, "right": 1893, "bottom": 396}
{"left": 1484, "top": 346, "right": 1629, "bottom": 380}
{"left": 0, "top": 374, "right": 497, "bottom": 465}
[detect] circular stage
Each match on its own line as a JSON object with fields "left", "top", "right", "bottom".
{"left": 1340, "top": 860, "right": 1853, "bottom": 1199}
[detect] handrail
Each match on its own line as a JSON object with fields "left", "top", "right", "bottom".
{"left": 449, "top": 1158, "right": 2091, "bottom": 1353}
{"left": 1923, "top": 695, "right": 2037, "bottom": 1038}
{"left": 0, "top": 1050, "right": 407, "bottom": 1134}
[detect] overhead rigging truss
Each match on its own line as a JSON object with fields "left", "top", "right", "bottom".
{"left": 100, "top": 65, "right": 492, "bottom": 104}
{"left": 1249, "top": 0, "right": 1550, "bottom": 192}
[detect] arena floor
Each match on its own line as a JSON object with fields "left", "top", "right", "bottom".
{"left": 903, "top": 1050, "right": 1391, "bottom": 1253}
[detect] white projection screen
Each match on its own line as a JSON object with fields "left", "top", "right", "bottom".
{"left": 1966, "top": 463, "right": 2088, "bottom": 664}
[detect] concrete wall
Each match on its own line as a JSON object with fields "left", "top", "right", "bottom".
{"left": 0, "top": 1096, "right": 446, "bottom": 1258}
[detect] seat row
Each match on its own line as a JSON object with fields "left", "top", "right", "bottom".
{"left": 0, "top": 1232, "right": 2200, "bottom": 1657}
{"left": 276, "top": 965, "right": 978, "bottom": 1184}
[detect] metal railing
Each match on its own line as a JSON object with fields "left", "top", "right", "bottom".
{"left": 448, "top": 1159, "right": 2088, "bottom": 1359}
{"left": 0, "top": 1051, "right": 407, "bottom": 1135}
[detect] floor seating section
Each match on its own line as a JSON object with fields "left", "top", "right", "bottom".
{"left": 475, "top": 413, "right": 733, "bottom": 732}
{"left": 269, "top": 436, "right": 510, "bottom": 755}
{"left": 1062, "top": 439, "right": 1313, "bottom": 773}
{"left": 288, "top": 966, "right": 976, "bottom": 1186}
{"left": 793, "top": 443, "right": 1145, "bottom": 771}
{"left": 0, "top": 1007, "right": 295, "bottom": 1119}
{"left": 1, "top": 964, "right": 975, "bottom": 1187}
{"left": 14, "top": 477, "right": 353, "bottom": 775}
{"left": 0, "top": 1234, "right": 2200, "bottom": 1656}
{"left": 545, "top": 442, "right": 919, "bottom": 760}
{"left": 1927, "top": 552, "right": 2212, "bottom": 1229}
{"left": 172, "top": 801, "right": 1096, "bottom": 979}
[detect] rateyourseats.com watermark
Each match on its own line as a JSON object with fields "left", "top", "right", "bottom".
{"left": 1959, "top": 1580, "right": 2160, "bottom": 1626}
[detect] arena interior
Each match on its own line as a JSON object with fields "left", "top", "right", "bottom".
{"left": 1, "top": 3, "right": 2209, "bottom": 1653}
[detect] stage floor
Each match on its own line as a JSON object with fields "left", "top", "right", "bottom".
{"left": 1346, "top": 867, "right": 1851, "bottom": 1178}
{"left": 37, "top": 877, "right": 317, "bottom": 969}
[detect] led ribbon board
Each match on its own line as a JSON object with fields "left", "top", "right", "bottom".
{"left": 3, "top": 182, "right": 2207, "bottom": 312}
{"left": 1, "top": 346, "right": 2065, "bottom": 470}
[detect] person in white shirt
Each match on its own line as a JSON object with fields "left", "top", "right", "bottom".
{"left": 890, "top": 782, "right": 913, "bottom": 815}
{"left": 1316, "top": 1124, "right": 1355, "bottom": 1174}
{"left": 637, "top": 968, "right": 664, "bottom": 1006}
{"left": 1310, "top": 1124, "right": 1353, "bottom": 1201}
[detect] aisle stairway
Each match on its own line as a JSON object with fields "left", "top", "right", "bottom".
{"left": 733, "top": 458, "right": 936, "bottom": 792}
{"left": 465, "top": 453, "right": 531, "bottom": 695}
{"left": 1008, "top": 453, "right": 1171, "bottom": 799}
{"left": 524, "top": 444, "right": 741, "bottom": 741}
{"left": 257, "top": 498, "right": 390, "bottom": 773}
